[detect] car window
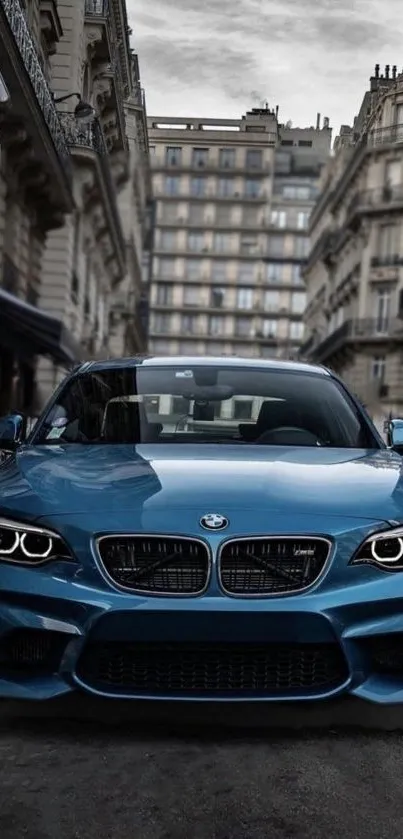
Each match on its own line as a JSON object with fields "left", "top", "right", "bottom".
{"left": 31, "top": 365, "right": 379, "bottom": 449}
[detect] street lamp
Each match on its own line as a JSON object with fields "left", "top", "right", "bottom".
{"left": 54, "top": 92, "right": 95, "bottom": 122}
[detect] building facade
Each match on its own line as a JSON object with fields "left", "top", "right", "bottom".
{"left": 109, "top": 57, "right": 154, "bottom": 358}
{"left": 147, "top": 109, "right": 331, "bottom": 359}
{"left": 0, "top": 0, "right": 151, "bottom": 415}
{"left": 302, "top": 65, "right": 403, "bottom": 427}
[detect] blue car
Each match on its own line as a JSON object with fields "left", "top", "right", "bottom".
{"left": 0, "top": 355, "right": 403, "bottom": 704}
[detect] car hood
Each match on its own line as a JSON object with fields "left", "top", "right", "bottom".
{"left": 0, "top": 444, "right": 402, "bottom": 527}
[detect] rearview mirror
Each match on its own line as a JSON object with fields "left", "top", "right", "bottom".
{"left": 387, "top": 418, "right": 403, "bottom": 454}
{"left": 0, "top": 413, "right": 26, "bottom": 451}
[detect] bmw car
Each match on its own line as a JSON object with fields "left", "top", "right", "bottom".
{"left": 0, "top": 355, "right": 403, "bottom": 704}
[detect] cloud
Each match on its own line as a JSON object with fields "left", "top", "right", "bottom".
{"left": 128, "top": 0, "right": 403, "bottom": 131}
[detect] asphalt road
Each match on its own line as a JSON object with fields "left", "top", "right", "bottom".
{"left": 1, "top": 699, "right": 403, "bottom": 839}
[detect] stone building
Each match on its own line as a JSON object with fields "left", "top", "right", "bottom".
{"left": 302, "top": 65, "right": 403, "bottom": 427}
{"left": 147, "top": 108, "right": 331, "bottom": 359}
{"left": 0, "top": 0, "right": 151, "bottom": 415}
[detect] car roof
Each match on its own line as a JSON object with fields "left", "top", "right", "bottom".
{"left": 77, "top": 355, "right": 330, "bottom": 377}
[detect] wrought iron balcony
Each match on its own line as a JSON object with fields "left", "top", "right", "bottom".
{"left": 347, "top": 184, "right": 403, "bottom": 221}
{"left": 0, "top": 0, "right": 69, "bottom": 166}
{"left": 308, "top": 318, "right": 403, "bottom": 362}
{"left": 367, "top": 123, "right": 403, "bottom": 147}
{"left": 59, "top": 114, "right": 125, "bottom": 273}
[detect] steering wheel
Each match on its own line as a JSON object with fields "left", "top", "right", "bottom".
{"left": 255, "top": 426, "right": 324, "bottom": 446}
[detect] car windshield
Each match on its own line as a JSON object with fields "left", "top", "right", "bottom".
{"left": 31, "top": 364, "right": 378, "bottom": 449}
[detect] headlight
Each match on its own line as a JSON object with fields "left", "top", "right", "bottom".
{"left": 0, "top": 518, "right": 74, "bottom": 566}
{"left": 351, "top": 526, "right": 403, "bottom": 570}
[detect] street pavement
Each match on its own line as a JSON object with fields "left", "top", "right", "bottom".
{"left": 1, "top": 698, "right": 403, "bottom": 838}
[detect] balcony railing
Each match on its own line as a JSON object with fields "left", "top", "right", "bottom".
{"left": 371, "top": 254, "right": 403, "bottom": 268}
{"left": 308, "top": 318, "right": 403, "bottom": 361}
{"left": 0, "top": 0, "right": 70, "bottom": 165}
{"left": 367, "top": 123, "right": 403, "bottom": 147}
{"left": 84, "top": 0, "right": 109, "bottom": 15}
{"left": 59, "top": 114, "right": 125, "bottom": 264}
{"left": 347, "top": 184, "right": 403, "bottom": 219}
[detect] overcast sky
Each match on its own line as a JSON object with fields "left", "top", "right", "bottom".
{"left": 127, "top": 0, "right": 402, "bottom": 137}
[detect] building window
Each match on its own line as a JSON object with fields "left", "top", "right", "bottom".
{"left": 291, "top": 263, "right": 304, "bottom": 284}
{"left": 217, "top": 177, "right": 235, "bottom": 197}
{"left": 209, "top": 342, "right": 225, "bottom": 354}
{"left": 214, "top": 233, "right": 233, "bottom": 252}
{"left": 160, "top": 230, "right": 176, "bottom": 250}
{"left": 161, "top": 204, "right": 179, "bottom": 222}
{"left": 298, "top": 140, "right": 312, "bottom": 147}
{"left": 216, "top": 206, "right": 232, "bottom": 225}
{"left": 235, "top": 317, "right": 253, "bottom": 337}
{"left": 385, "top": 160, "right": 401, "bottom": 186}
{"left": 246, "top": 149, "right": 263, "bottom": 169}
{"left": 264, "top": 290, "right": 279, "bottom": 311}
{"left": 233, "top": 399, "right": 253, "bottom": 419}
{"left": 371, "top": 356, "right": 386, "bottom": 381}
{"left": 185, "top": 259, "right": 203, "bottom": 280}
{"left": 267, "top": 235, "right": 284, "bottom": 257}
{"left": 240, "top": 236, "right": 258, "bottom": 255}
{"left": 179, "top": 341, "right": 198, "bottom": 354}
{"left": 211, "top": 287, "right": 226, "bottom": 308}
{"left": 290, "top": 292, "right": 306, "bottom": 314}
{"left": 266, "top": 263, "right": 283, "bottom": 282}
{"left": 297, "top": 211, "right": 310, "bottom": 230}
{"left": 149, "top": 145, "right": 156, "bottom": 156}
{"left": 211, "top": 261, "right": 228, "bottom": 281}
{"left": 192, "top": 148, "right": 209, "bottom": 167}
{"left": 219, "top": 148, "right": 235, "bottom": 169}
{"left": 282, "top": 184, "right": 311, "bottom": 200}
{"left": 378, "top": 224, "right": 398, "bottom": 261}
{"left": 243, "top": 207, "right": 258, "bottom": 227}
{"left": 238, "top": 262, "right": 255, "bottom": 283}
{"left": 152, "top": 313, "right": 171, "bottom": 333}
{"left": 208, "top": 315, "right": 225, "bottom": 335}
{"left": 188, "top": 204, "right": 205, "bottom": 225}
{"left": 165, "top": 146, "right": 182, "bottom": 166}
{"left": 271, "top": 210, "right": 287, "bottom": 228}
{"left": 159, "top": 257, "right": 176, "bottom": 278}
{"left": 190, "top": 177, "right": 207, "bottom": 196}
{"left": 374, "top": 288, "right": 391, "bottom": 333}
{"left": 236, "top": 288, "right": 253, "bottom": 309}
{"left": 262, "top": 319, "right": 278, "bottom": 337}
{"left": 156, "top": 284, "right": 173, "bottom": 305}
{"left": 245, "top": 179, "right": 260, "bottom": 198}
{"left": 188, "top": 232, "right": 205, "bottom": 252}
{"left": 165, "top": 176, "right": 180, "bottom": 196}
{"left": 289, "top": 321, "right": 304, "bottom": 340}
{"left": 151, "top": 339, "right": 171, "bottom": 353}
{"left": 183, "top": 285, "right": 200, "bottom": 306}
{"left": 182, "top": 314, "right": 199, "bottom": 334}
{"left": 294, "top": 236, "right": 310, "bottom": 258}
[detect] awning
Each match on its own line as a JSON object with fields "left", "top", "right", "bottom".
{"left": 0, "top": 288, "right": 82, "bottom": 366}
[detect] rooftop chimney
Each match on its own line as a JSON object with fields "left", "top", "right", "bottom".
{"left": 385, "top": 64, "right": 390, "bottom": 79}
{"left": 393, "top": 65, "right": 397, "bottom": 79}
{"left": 316, "top": 113, "right": 321, "bottom": 130}
{"left": 375, "top": 64, "right": 380, "bottom": 78}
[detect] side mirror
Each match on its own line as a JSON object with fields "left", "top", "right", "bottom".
{"left": 0, "top": 413, "right": 26, "bottom": 451}
{"left": 387, "top": 418, "right": 403, "bottom": 454}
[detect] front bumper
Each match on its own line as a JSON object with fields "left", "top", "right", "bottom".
{"left": 1, "top": 562, "right": 403, "bottom": 704}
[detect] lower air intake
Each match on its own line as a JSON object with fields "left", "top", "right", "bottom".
{"left": 77, "top": 641, "right": 348, "bottom": 696}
